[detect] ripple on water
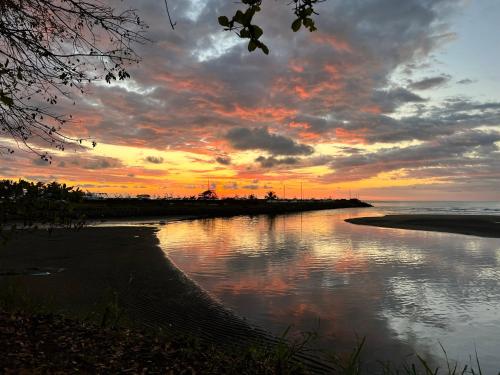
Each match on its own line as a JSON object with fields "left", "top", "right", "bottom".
{"left": 157, "top": 205, "right": 500, "bottom": 373}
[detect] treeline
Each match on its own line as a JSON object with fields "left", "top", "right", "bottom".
{"left": 0, "top": 179, "right": 372, "bottom": 227}
{"left": 1, "top": 180, "right": 85, "bottom": 236}
{"left": 0, "top": 179, "right": 84, "bottom": 203}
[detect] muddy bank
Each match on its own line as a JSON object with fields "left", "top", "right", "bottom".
{"left": 345, "top": 214, "right": 500, "bottom": 238}
{"left": 0, "top": 227, "right": 331, "bottom": 373}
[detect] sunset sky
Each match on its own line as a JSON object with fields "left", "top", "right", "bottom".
{"left": 2, "top": 0, "right": 500, "bottom": 200}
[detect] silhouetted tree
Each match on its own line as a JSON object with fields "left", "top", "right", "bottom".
{"left": 1, "top": 179, "right": 85, "bottom": 244}
{"left": 0, "top": 0, "right": 147, "bottom": 159}
{"left": 265, "top": 191, "right": 278, "bottom": 200}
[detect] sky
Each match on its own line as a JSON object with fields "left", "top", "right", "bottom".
{"left": 1, "top": 0, "right": 500, "bottom": 200}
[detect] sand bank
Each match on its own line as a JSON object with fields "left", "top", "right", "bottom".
{"left": 345, "top": 215, "right": 500, "bottom": 238}
{"left": 0, "top": 226, "right": 331, "bottom": 373}
{"left": 0, "top": 227, "right": 268, "bottom": 344}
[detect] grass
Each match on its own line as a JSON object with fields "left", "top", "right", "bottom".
{"left": 0, "top": 280, "right": 494, "bottom": 374}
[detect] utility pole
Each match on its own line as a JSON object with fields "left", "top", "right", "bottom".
{"left": 300, "top": 181, "right": 303, "bottom": 200}
{"left": 283, "top": 184, "right": 286, "bottom": 200}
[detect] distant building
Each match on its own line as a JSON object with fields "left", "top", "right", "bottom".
{"left": 83, "top": 192, "right": 108, "bottom": 200}
{"left": 198, "top": 189, "right": 218, "bottom": 200}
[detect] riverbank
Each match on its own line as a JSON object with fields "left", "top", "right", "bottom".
{"left": 0, "top": 227, "right": 331, "bottom": 373}
{"left": 0, "top": 227, "right": 270, "bottom": 344}
{"left": 75, "top": 198, "right": 372, "bottom": 220}
{"left": 345, "top": 214, "right": 500, "bottom": 238}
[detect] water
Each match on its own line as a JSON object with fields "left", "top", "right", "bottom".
{"left": 156, "top": 202, "right": 500, "bottom": 372}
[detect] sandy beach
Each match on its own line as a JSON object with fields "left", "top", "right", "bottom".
{"left": 0, "top": 226, "right": 331, "bottom": 373}
{"left": 0, "top": 227, "right": 267, "bottom": 346}
{"left": 345, "top": 215, "right": 500, "bottom": 238}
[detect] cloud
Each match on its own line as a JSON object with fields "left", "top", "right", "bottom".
{"left": 408, "top": 75, "right": 451, "bottom": 90}
{"left": 145, "top": 156, "right": 164, "bottom": 164}
{"left": 32, "top": 158, "right": 50, "bottom": 166}
{"left": 215, "top": 155, "right": 231, "bottom": 165}
{"left": 55, "top": 155, "right": 124, "bottom": 170}
{"left": 226, "top": 127, "right": 314, "bottom": 156}
{"left": 223, "top": 182, "right": 238, "bottom": 190}
{"left": 457, "top": 78, "right": 475, "bottom": 85}
{"left": 255, "top": 155, "right": 300, "bottom": 168}
{"left": 4, "top": 0, "right": 497, "bottom": 199}
{"left": 242, "top": 184, "right": 259, "bottom": 190}
{"left": 326, "top": 130, "right": 500, "bottom": 183}
{"left": 372, "top": 88, "right": 426, "bottom": 113}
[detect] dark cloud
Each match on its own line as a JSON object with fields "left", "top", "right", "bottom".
{"left": 457, "top": 78, "right": 475, "bottom": 85}
{"left": 32, "top": 158, "right": 50, "bottom": 166}
{"left": 325, "top": 130, "right": 500, "bottom": 183}
{"left": 226, "top": 127, "right": 314, "bottom": 156}
{"left": 145, "top": 156, "right": 164, "bottom": 164}
{"left": 373, "top": 88, "right": 426, "bottom": 113}
{"left": 215, "top": 156, "right": 231, "bottom": 165}
{"left": 223, "top": 182, "right": 238, "bottom": 190}
{"left": 409, "top": 75, "right": 451, "bottom": 90}
{"left": 255, "top": 156, "right": 300, "bottom": 168}
{"left": 60, "top": 156, "right": 124, "bottom": 170}
{"left": 242, "top": 184, "right": 259, "bottom": 190}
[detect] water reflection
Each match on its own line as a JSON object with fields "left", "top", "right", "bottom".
{"left": 157, "top": 208, "right": 500, "bottom": 372}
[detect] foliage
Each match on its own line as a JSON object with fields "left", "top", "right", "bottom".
{"left": 265, "top": 191, "right": 278, "bottom": 200}
{"left": 0, "top": 0, "right": 147, "bottom": 159}
{"left": 0, "top": 179, "right": 85, "bottom": 244}
{"left": 219, "top": 0, "right": 324, "bottom": 54}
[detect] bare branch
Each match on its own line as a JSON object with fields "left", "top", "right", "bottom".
{"left": 0, "top": 0, "right": 149, "bottom": 156}
{"left": 164, "top": 0, "right": 176, "bottom": 30}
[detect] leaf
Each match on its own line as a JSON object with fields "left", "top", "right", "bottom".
{"left": 261, "top": 44, "right": 269, "bottom": 55}
{"left": 233, "top": 10, "right": 245, "bottom": 25}
{"left": 251, "top": 25, "right": 263, "bottom": 39}
{"left": 303, "top": 18, "right": 314, "bottom": 28}
{"left": 248, "top": 40, "right": 257, "bottom": 52}
{"left": 292, "top": 19, "right": 302, "bottom": 32}
{"left": 240, "top": 29, "right": 250, "bottom": 38}
{"left": 218, "top": 16, "right": 229, "bottom": 27}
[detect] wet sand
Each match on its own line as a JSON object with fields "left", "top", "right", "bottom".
{"left": 346, "top": 215, "right": 500, "bottom": 238}
{"left": 0, "top": 227, "right": 269, "bottom": 343}
{"left": 0, "top": 227, "right": 331, "bottom": 373}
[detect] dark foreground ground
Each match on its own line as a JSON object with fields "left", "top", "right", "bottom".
{"left": 0, "top": 310, "right": 283, "bottom": 374}
{"left": 346, "top": 215, "right": 500, "bottom": 238}
{"left": 0, "top": 227, "right": 330, "bottom": 374}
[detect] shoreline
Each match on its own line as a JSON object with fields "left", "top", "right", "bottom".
{"left": 345, "top": 214, "right": 500, "bottom": 238}
{"left": 0, "top": 227, "right": 268, "bottom": 345}
{"left": 73, "top": 198, "right": 372, "bottom": 220}
{"left": 0, "top": 226, "right": 332, "bottom": 373}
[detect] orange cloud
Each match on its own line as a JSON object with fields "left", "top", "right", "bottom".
{"left": 361, "top": 105, "right": 382, "bottom": 114}
{"left": 288, "top": 122, "right": 310, "bottom": 129}
{"left": 312, "top": 33, "right": 353, "bottom": 53}
{"left": 335, "top": 127, "right": 368, "bottom": 144}
{"left": 156, "top": 72, "right": 224, "bottom": 96}
{"left": 214, "top": 104, "right": 297, "bottom": 123}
